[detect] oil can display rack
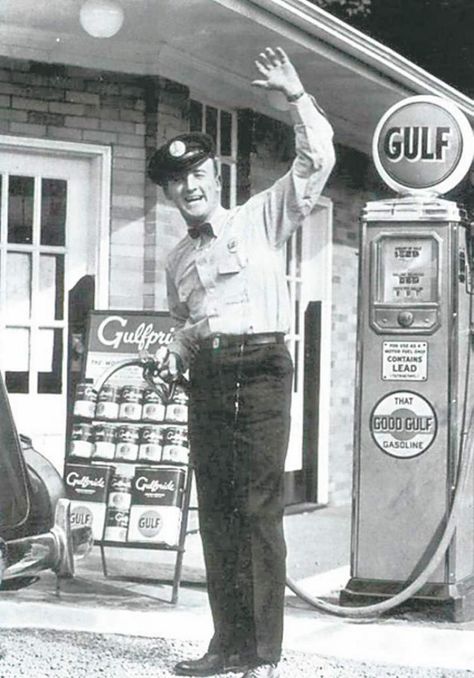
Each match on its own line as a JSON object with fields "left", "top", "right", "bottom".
{"left": 65, "top": 359, "right": 194, "bottom": 605}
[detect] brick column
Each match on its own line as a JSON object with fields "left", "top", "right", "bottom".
{"left": 143, "top": 77, "right": 190, "bottom": 311}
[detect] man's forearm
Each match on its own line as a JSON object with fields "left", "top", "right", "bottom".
{"left": 167, "top": 324, "right": 201, "bottom": 372}
{"left": 290, "top": 92, "right": 335, "bottom": 180}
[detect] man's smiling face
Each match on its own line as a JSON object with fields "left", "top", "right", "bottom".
{"left": 164, "top": 158, "right": 221, "bottom": 226}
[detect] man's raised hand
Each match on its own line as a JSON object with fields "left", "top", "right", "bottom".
{"left": 252, "top": 47, "right": 304, "bottom": 99}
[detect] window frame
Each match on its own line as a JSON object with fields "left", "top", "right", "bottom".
{"left": 188, "top": 98, "right": 238, "bottom": 209}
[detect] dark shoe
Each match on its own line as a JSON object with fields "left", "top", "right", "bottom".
{"left": 241, "top": 663, "right": 280, "bottom": 678}
{"left": 174, "top": 652, "right": 249, "bottom": 676}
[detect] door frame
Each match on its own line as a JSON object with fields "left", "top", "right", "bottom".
{"left": 0, "top": 135, "right": 111, "bottom": 469}
{"left": 311, "top": 196, "right": 333, "bottom": 506}
{"left": 0, "top": 135, "right": 111, "bottom": 307}
{"left": 284, "top": 196, "right": 333, "bottom": 506}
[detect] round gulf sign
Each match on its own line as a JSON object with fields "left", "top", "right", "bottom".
{"left": 138, "top": 509, "right": 162, "bottom": 538}
{"left": 71, "top": 505, "right": 93, "bottom": 528}
{"left": 373, "top": 96, "right": 474, "bottom": 195}
{"left": 370, "top": 391, "right": 437, "bottom": 458}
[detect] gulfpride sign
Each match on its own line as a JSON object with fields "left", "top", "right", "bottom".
{"left": 373, "top": 95, "right": 474, "bottom": 195}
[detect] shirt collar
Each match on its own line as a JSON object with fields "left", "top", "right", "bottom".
{"left": 187, "top": 205, "right": 230, "bottom": 246}
{"left": 209, "top": 205, "right": 230, "bottom": 239}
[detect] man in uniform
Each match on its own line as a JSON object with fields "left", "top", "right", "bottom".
{"left": 148, "top": 47, "right": 335, "bottom": 678}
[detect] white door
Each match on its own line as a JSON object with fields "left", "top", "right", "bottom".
{"left": 0, "top": 149, "right": 98, "bottom": 472}
{"left": 285, "top": 199, "right": 332, "bottom": 501}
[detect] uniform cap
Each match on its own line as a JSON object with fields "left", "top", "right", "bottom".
{"left": 147, "top": 132, "right": 216, "bottom": 186}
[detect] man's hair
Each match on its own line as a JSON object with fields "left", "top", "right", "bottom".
{"left": 163, "top": 157, "right": 220, "bottom": 188}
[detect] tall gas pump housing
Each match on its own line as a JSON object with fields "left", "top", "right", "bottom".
{"left": 344, "top": 96, "right": 474, "bottom": 620}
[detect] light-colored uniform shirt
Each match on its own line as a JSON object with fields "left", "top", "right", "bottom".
{"left": 166, "top": 93, "right": 335, "bottom": 368}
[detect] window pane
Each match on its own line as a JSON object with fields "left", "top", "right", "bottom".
{"left": 37, "top": 328, "right": 63, "bottom": 394}
{"left": 39, "top": 254, "right": 65, "bottom": 321}
{"left": 5, "top": 327, "right": 30, "bottom": 393}
{"left": 41, "top": 178, "right": 67, "bottom": 246}
{"left": 220, "top": 110, "right": 232, "bottom": 156}
{"left": 189, "top": 100, "right": 203, "bottom": 132}
{"left": 8, "top": 176, "right": 34, "bottom": 244}
{"left": 6, "top": 252, "right": 31, "bottom": 321}
{"left": 205, "top": 105, "right": 218, "bottom": 144}
{"left": 221, "top": 163, "right": 231, "bottom": 209}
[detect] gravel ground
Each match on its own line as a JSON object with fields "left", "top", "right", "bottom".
{"left": 0, "top": 629, "right": 473, "bottom": 678}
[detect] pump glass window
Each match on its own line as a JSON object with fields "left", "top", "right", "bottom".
{"left": 377, "top": 236, "right": 439, "bottom": 305}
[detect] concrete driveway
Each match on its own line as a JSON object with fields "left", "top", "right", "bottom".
{"left": 1, "top": 505, "right": 474, "bottom": 675}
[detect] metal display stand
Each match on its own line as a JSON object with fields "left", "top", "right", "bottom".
{"left": 97, "top": 456, "right": 193, "bottom": 605}
{"left": 65, "top": 311, "right": 194, "bottom": 604}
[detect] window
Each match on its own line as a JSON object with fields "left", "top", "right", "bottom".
{"left": 0, "top": 174, "right": 67, "bottom": 394}
{"left": 189, "top": 100, "right": 237, "bottom": 209}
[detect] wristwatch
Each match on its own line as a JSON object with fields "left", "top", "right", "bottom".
{"left": 286, "top": 90, "right": 305, "bottom": 103}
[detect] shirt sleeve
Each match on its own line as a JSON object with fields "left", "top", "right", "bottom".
{"left": 257, "top": 93, "right": 336, "bottom": 249}
{"left": 165, "top": 266, "right": 199, "bottom": 370}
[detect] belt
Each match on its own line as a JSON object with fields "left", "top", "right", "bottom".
{"left": 200, "top": 332, "right": 285, "bottom": 351}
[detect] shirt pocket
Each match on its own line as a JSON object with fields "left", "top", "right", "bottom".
{"left": 217, "top": 247, "right": 247, "bottom": 275}
{"left": 216, "top": 246, "right": 249, "bottom": 310}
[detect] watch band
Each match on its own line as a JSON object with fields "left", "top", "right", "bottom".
{"left": 286, "top": 90, "right": 305, "bottom": 103}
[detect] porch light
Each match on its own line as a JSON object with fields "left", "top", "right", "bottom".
{"left": 79, "top": 0, "right": 124, "bottom": 38}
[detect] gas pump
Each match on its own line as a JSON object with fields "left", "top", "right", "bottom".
{"left": 286, "top": 95, "right": 474, "bottom": 620}
{"left": 342, "top": 96, "right": 474, "bottom": 620}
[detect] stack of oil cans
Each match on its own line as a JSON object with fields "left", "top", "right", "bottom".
{"left": 103, "top": 464, "right": 134, "bottom": 542}
{"left": 66, "top": 378, "right": 190, "bottom": 545}
{"left": 70, "top": 381, "right": 189, "bottom": 466}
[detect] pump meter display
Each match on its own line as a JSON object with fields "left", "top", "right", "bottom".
{"left": 371, "top": 232, "right": 441, "bottom": 333}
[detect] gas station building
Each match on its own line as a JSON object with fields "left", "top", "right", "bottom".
{"left": 0, "top": 0, "right": 472, "bottom": 507}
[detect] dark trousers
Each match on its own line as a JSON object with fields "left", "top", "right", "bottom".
{"left": 189, "top": 342, "right": 293, "bottom": 663}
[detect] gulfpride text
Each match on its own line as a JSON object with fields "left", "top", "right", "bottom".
{"left": 97, "top": 315, "right": 174, "bottom": 351}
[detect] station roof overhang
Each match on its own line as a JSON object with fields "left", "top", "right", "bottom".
{"left": 0, "top": 0, "right": 472, "bottom": 154}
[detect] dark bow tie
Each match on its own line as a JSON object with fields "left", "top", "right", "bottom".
{"left": 188, "top": 222, "right": 214, "bottom": 240}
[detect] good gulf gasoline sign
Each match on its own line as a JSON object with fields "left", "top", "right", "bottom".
{"left": 373, "top": 95, "right": 474, "bottom": 195}
{"left": 370, "top": 391, "right": 437, "bottom": 458}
